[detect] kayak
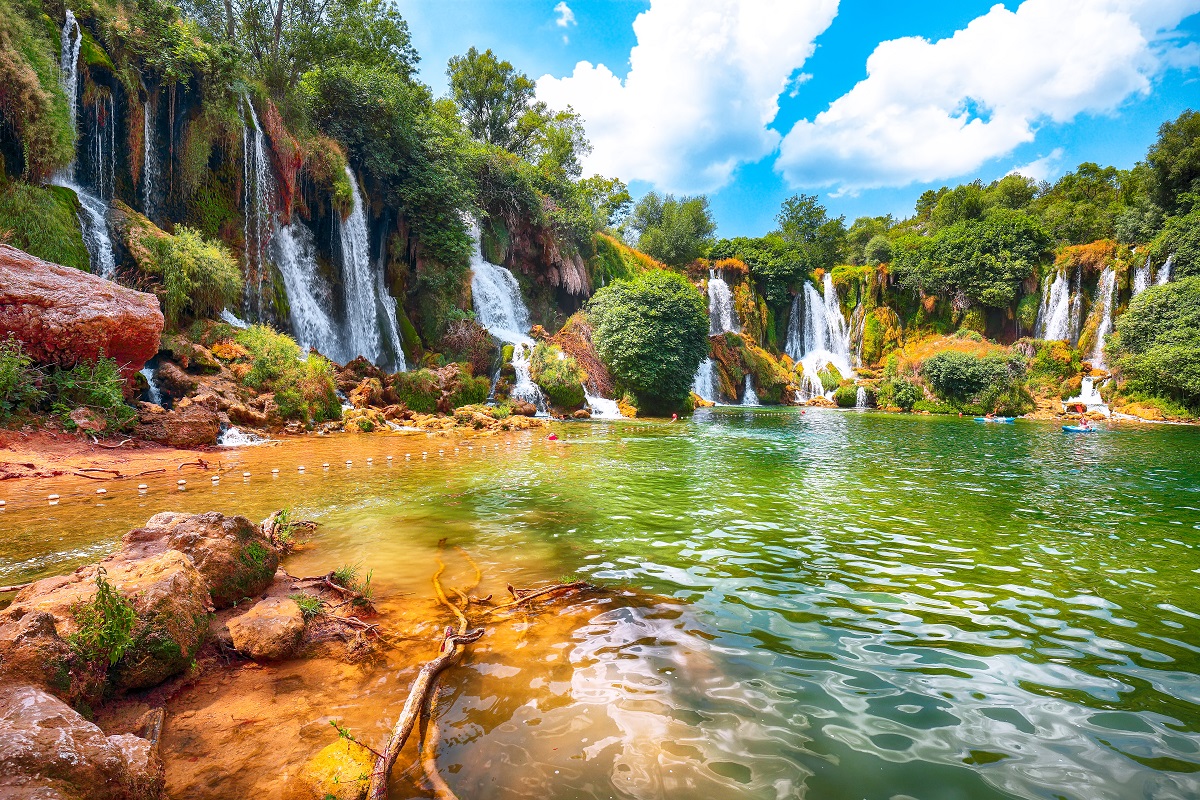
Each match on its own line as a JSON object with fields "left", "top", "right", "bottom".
{"left": 1062, "top": 425, "right": 1099, "bottom": 433}
{"left": 974, "top": 417, "right": 1015, "bottom": 423}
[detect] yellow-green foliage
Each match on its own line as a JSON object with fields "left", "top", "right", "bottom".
{"left": 302, "top": 134, "right": 352, "bottom": 215}
{"left": 0, "top": 182, "right": 88, "bottom": 269}
{"left": 0, "top": 0, "right": 74, "bottom": 179}
{"left": 959, "top": 307, "right": 987, "bottom": 335}
{"left": 1020, "top": 338, "right": 1079, "bottom": 393}
{"left": 589, "top": 232, "right": 665, "bottom": 285}
{"left": 710, "top": 332, "right": 791, "bottom": 404}
{"left": 232, "top": 325, "right": 340, "bottom": 424}
{"left": 141, "top": 224, "right": 241, "bottom": 326}
{"left": 860, "top": 307, "right": 903, "bottom": 366}
{"left": 732, "top": 281, "right": 767, "bottom": 345}
{"left": 530, "top": 342, "right": 585, "bottom": 409}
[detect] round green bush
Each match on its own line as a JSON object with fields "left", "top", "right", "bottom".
{"left": 834, "top": 384, "right": 858, "bottom": 408}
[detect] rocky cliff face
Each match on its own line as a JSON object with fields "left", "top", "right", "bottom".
{"left": 0, "top": 244, "right": 163, "bottom": 382}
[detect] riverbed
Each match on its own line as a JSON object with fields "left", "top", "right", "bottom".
{"left": 2, "top": 409, "right": 1198, "bottom": 799}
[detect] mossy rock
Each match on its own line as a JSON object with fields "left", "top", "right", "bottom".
{"left": 391, "top": 369, "right": 440, "bottom": 413}
{"left": 286, "top": 739, "right": 374, "bottom": 800}
{"left": 958, "top": 307, "right": 987, "bottom": 335}
{"left": 0, "top": 183, "right": 89, "bottom": 270}
{"left": 816, "top": 363, "right": 843, "bottom": 393}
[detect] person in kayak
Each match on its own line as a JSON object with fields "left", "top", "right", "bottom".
{"left": 1080, "top": 417, "right": 1092, "bottom": 430}
{"left": 985, "top": 411, "right": 996, "bottom": 420}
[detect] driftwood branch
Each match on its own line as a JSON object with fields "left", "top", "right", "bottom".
{"left": 0, "top": 582, "right": 32, "bottom": 594}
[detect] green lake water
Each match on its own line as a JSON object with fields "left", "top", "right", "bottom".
{"left": 1, "top": 409, "right": 1199, "bottom": 799}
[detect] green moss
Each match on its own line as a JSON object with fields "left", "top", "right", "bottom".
{"left": 959, "top": 307, "right": 987, "bottom": 335}
{"left": 834, "top": 384, "right": 858, "bottom": 408}
{"left": 447, "top": 372, "right": 489, "bottom": 409}
{"left": 395, "top": 305, "right": 422, "bottom": 361}
{"left": 1017, "top": 294, "right": 1041, "bottom": 333}
{"left": 392, "top": 369, "right": 441, "bottom": 413}
{"left": 0, "top": 0, "right": 74, "bottom": 179}
{"left": 78, "top": 26, "right": 114, "bottom": 71}
{"left": 0, "top": 183, "right": 88, "bottom": 269}
{"left": 530, "top": 343, "right": 586, "bottom": 409}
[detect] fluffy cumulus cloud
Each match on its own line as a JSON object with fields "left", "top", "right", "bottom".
{"left": 776, "top": 0, "right": 1200, "bottom": 193}
{"left": 536, "top": 0, "right": 839, "bottom": 193}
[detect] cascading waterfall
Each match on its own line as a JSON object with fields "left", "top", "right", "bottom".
{"left": 583, "top": 387, "right": 623, "bottom": 419}
{"left": 241, "top": 97, "right": 276, "bottom": 320}
{"left": 692, "top": 358, "right": 716, "bottom": 403}
{"left": 468, "top": 222, "right": 546, "bottom": 412}
{"left": 89, "top": 94, "right": 116, "bottom": 201}
{"left": 741, "top": 375, "right": 759, "bottom": 407}
{"left": 855, "top": 386, "right": 868, "bottom": 409}
{"left": 270, "top": 221, "right": 341, "bottom": 358}
{"left": 141, "top": 94, "right": 158, "bottom": 220}
{"left": 336, "top": 167, "right": 406, "bottom": 371}
{"left": 1067, "top": 265, "right": 1084, "bottom": 345}
{"left": 1090, "top": 267, "right": 1116, "bottom": 370}
{"left": 707, "top": 269, "right": 739, "bottom": 334}
{"left": 141, "top": 366, "right": 163, "bottom": 406}
{"left": 785, "top": 273, "right": 854, "bottom": 400}
{"left": 53, "top": 12, "right": 117, "bottom": 278}
{"left": 1132, "top": 256, "right": 1152, "bottom": 297}
{"left": 1037, "top": 269, "right": 1072, "bottom": 340}
{"left": 1157, "top": 254, "right": 1174, "bottom": 286}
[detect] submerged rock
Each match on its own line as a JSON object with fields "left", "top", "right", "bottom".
{"left": 0, "top": 684, "right": 164, "bottom": 800}
{"left": 287, "top": 739, "right": 374, "bottom": 800}
{"left": 0, "top": 244, "right": 163, "bottom": 384}
{"left": 122, "top": 512, "right": 279, "bottom": 609}
{"left": 226, "top": 597, "right": 305, "bottom": 661}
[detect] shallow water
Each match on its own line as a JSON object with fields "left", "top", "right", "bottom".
{"left": 2, "top": 410, "right": 1199, "bottom": 800}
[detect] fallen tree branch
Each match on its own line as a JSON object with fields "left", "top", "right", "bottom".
{"left": 484, "top": 582, "right": 590, "bottom": 615}
{"left": 0, "top": 581, "right": 32, "bottom": 594}
{"left": 90, "top": 437, "right": 132, "bottom": 449}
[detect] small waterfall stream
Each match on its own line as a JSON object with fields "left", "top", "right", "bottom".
{"left": 241, "top": 98, "right": 276, "bottom": 320}
{"left": 707, "top": 270, "right": 739, "bottom": 334}
{"left": 270, "top": 221, "right": 341, "bottom": 358}
{"left": 1090, "top": 267, "right": 1116, "bottom": 369}
{"left": 1132, "top": 257, "right": 1152, "bottom": 297}
{"left": 855, "top": 386, "right": 868, "bottom": 409}
{"left": 141, "top": 365, "right": 163, "bottom": 406}
{"left": 583, "top": 387, "right": 622, "bottom": 419}
{"left": 692, "top": 358, "right": 716, "bottom": 403}
{"left": 1037, "top": 269, "right": 1072, "bottom": 340}
{"left": 785, "top": 273, "right": 854, "bottom": 400}
{"left": 1157, "top": 254, "right": 1174, "bottom": 286}
{"left": 58, "top": 12, "right": 82, "bottom": 175}
{"left": 1067, "top": 265, "right": 1084, "bottom": 344}
{"left": 141, "top": 94, "right": 158, "bottom": 220}
{"left": 741, "top": 375, "right": 759, "bottom": 407}
{"left": 468, "top": 223, "right": 546, "bottom": 412}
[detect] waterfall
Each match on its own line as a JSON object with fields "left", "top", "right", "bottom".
{"left": 1090, "top": 267, "right": 1116, "bottom": 370}
{"left": 468, "top": 222, "right": 546, "bottom": 412}
{"left": 241, "top": 98, "right": 276, "bottom": 321}
{"left": 1067, "top": 265, "right": 1084, "bottom": 345}
{"left": 785, "top": 273, "right": 853, "bottom": 400}
{"left": 1157, "top": 254, "right": 1174, "bottom": 286}
{"left": 741, "top": 375, "right": 759, "bottom": 406}
{"left": 1036, "top": 269, "right": 1072, "bottom": 340}
{"left": 270, "top": 222, "right": 341, "bottom": 358}
{"left": 335, "top": 168, "right": 405, "bottom": 371}
{"left": 141, "top": 96, "right": 158, "bottom": 220}
{"left": 1132, "top": 256, "right": 1152, "bottom": 297}
{"left": 583, "top": 386, "right": 623, "bottom": 419}
{"left": 88, "top": 94, "right": 116, "bottom": 200}
{"left": 73, "top": 186, "right": 117, "bottom": 277}
{"left": 692, "top": 358, "right": 716, "bottom": 403}
{"left": 855, "top": 387, "right": 867, "bottom": 409}
{"left": 58, "top": 11, "right": 82, "bottom": 177}
{"left": 141, "top": 366, "right": 163, "bottom": 406}
{"left": 707, "top": 269, "right": 739, "bottom": 334}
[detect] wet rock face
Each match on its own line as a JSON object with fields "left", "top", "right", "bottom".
{"left": 0, "top": 244, "right": 163, "bottom": 383}
{"left": 0, "top": 684, "right": 164, "bottom": 800}
{"left": 226, "top": 597, "right": 305, "bottom": 661}
{"left": 0, "top": 611, "right": 73, "bottom": 698}
{"left": 286, "top": 739, "right": 374, "bottom": 800}
{"left": 123, "top": 512, "right": 279, "bottom": 609}
{"left": 133, "top": 398, "right": 221, "bottom": 447}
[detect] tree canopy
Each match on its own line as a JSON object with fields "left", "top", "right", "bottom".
{"left": 626, "top": 192, "right": 716, "bottom": 267}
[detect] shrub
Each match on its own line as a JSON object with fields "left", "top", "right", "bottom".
{"left": 234, "top": 326, "right": 340, "bottom": 424}
{"left": 834, "top": 384, "right": 858, "bottom": 408}
{"left": 392, "top": 369, "right": 441, "bottom": 413}
{"left": 143, "top": 226, "right": 242, "bottom": 327}
{"left": 530, "top": 343, "right": 586, "bottom": 409}
{"left": 588, "top": 270, "right": 709, "bottom": 414}
{"left": 0, "top": 336, "right": 43, "bottom": 418}
{"left": 438, "top": 319, "right": 495, "bottom": 377}
{"left": 1149, "top": 204, "right": 1200, "bottom": 280}
{"left": 236, "top": 326, "right": 302, "bottom": 390}
{"left": 46, "top": 358, "right": 136, "bottom": 431}
{"left": 878, "top": 376, "right": 922, "bottom": 411}
{"left": 446, "top": 370, "right": 489, "bottom": 409}
{"left": 864, "top": 234, "right": 892, "bottom": 265}
{"left": 70, "top": 568, "right": 136, "bottom": 669}
{"left": 1112, "top": 276, "right": 1200, "bottom": 411}
{"left": 921, "top": 350, "right": 1027, "bottom": 411}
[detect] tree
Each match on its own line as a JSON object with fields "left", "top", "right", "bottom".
{"left": 587, "top": 271, "right": 709, "bottom": 413}
{"left": 1032, "top": 162, "right": 1126, "bottom": 244}
{"left": 846, "top": 215, "right": 893, "bottom": 264}
{"left": 627, "top": 192, "right": 716, "bottom": 266}
{"left": 987, "top": 174, "right": 1039, "bottom": 210}
{"left": 930, "top": 182, "right": 986, "bottom": 229}
{"left": 775, "top": 193, "right": 845, "bottom": 279}
{"left": 1150, "top": 200, "right": 1200, "bottom": 280}
{"left": 893, "top": 208, "right": 1051, "bottom": 308}
{"left": 864, "top": 235, "right": 892, "bottom": 266}
{"left": 1147, "top": 110, "right": 1200, "bottom": 216}
{"left": 1112, "top": 276, "right": 1200, "bottom": 411}
{"left": 447, "top": 47, "right": 542, "bottom": 154}
{"left": 921, "top": 350, "right": 1027, "bottom": 409}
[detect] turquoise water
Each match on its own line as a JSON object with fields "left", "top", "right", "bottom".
{"left": 2, "top": 410, "right": 1199, "bottom": 799}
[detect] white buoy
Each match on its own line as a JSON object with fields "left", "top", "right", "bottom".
{"left": 0, "top": 500, "right": 5, "bottom": 507}
{"left": 243, "top": 472, "right": 251, "bottom": 478}
{"left": 346, "top": 460, "right": 352, "bottom": 466}
{"left": 271, "top": 468, "right": 279, "bottom": 474}
{"left": 138, "top": 484, "right": 148, "bottom": 490}
{"left": 367, "top": 457, "right": 373, "bottom": 463}
{"left": 323, "top": 463, "right": 330, "bottom": 469}
{"left": 96, "top": 488, "right": 106, "bottom": 495}
{"left": 298, "top": 465, "right": 305, "bottom": 472}
{"left": 405, "top": 454, "right": 411, "bottom": 460}
{"left": 177, "top": 479, "right": 186, "bottom": 486}
{"left": 387, "top": 456, "right": 393, "bottom": 461}
{"left": 48, "top": 494, "right": 60, "bottom": 500}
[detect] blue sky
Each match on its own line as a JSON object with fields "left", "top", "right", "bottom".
{"left": 395, "top": 0, "right": 1200, "bottom": 238}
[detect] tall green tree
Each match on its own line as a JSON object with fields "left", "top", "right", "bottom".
{"left": 627, "top": 192, "right": 716, "bottom": 266}
{"left": 1147, "top": 110, "right": 1200, "bottom": 216}
{"left": 447, "top": 46, "right": 543, "bottom": 154}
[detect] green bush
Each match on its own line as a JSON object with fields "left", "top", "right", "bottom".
{"left": 878, "top": 376, "right": 922, "bottom": 411}
{"left": 1149, "top": 204, "right": 1200, "bottom": 280}
{"left": 0, "top": 184, "right": 88, "bottom": 270}
{"left": 0, "top": 336, "right": 43, "bottom": 418}
{"left": 392, "top": 369, "right": 441, "bottom": 413}
{"left": 920, "top": 350, "right": 1027, "bottom": 412}
{"left": 1112, "top": 275, "right": 1200, "bottom": 411}
{"left": 143, "top": 227, "right": 242, "bottom": 327}
{"left": 0, "top": 0, "right": 74, "bottom": 179}
{"left": 69, "top": 568, "right": 136, "bottom": 669}
{"left": 530, "top": 343, "right": 586, "bottom": 409}
{"left": 234, "top": 326, "right": 340, "bottom": 424}
{"left": 834, "top": 384, "right": 858, "bottom": 408}
{"left": 447, "top": 370, "right": 489, "bottom": 409}
{"left": 588, "top": 270, "right": 709, "bottom": 414}
{"left": 46, "top": 358, "right": 136, "bottom": 431}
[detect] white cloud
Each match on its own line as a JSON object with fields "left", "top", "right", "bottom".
{"left": 776, "top": 0, "right": 1200, "bottom": 193}
{"left": 1009, "top": 147, "right": 1065, "bottom": 183}
{"left": 554, "top": 2, "right": 576, "bottom": 28}
{"left": 536, "top": 0, "right": 839, "bottom": 194}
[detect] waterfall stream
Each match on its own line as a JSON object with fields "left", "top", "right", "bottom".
{"left": 583, "top": 387, "right": 623, "bottom": 419}
{"left": 707, "top": 270, "right": 739, "bottom": 334}
{"left": 270, "top": 221, "right": 341, "bottom": 358}
{"left": 855, "top": 386, "right": 868, "bottom": 409}
{"left": 1132, "top": 257, "right": 1152, "bottom": 297}
{"left": 741, "top": 375, "right": 759, "bottom": 407}
{"left": 468, "top": 222, "right": 546, "bottom": 412}
{"left": 1157, "top": 254, "right": 1174, "bottom": 286}
{"left": 785, "top": 273, "right": 854, "bottom": 400}
{"left": 1037, "top": 269, "right": 1072, "bottom": 340}
{"left": 692, "top": 358, "right": 716, "bottom": 403}
{"left": 1090, "top": 267, "right": 1116, "bottom": 370}
{"left": 241, "top": 98, "right": 276, "bottom": 321}
{"left": 141, "top": 95, "right": 158, "bottom": 220}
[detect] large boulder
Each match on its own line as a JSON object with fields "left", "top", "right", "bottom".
{"left": 134, "top": 398, "right": 221, "bottom": 447}
{"left": 122, "top": 512, "right": 279, "bottom": 609}
{"left": 0, "top": 684, "right": 163, "bottom": 800}
{"left": 286, "top": 739, "right": 374, "bottom": 800}
{"left": 0, "top": 244, "right": 163, "bottom": 383}
{"left": 4, "top": 551, "right": 210, "bottom": 690}
{"left": 226, "top": 597, "right": 305, "bottom": 661}
{"left": 0, "top": 611, "right": 73, "bottom": 698}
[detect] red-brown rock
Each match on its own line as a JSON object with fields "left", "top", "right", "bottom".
{"left": 0, "top": 244, "right": 163, "bottom": 383}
